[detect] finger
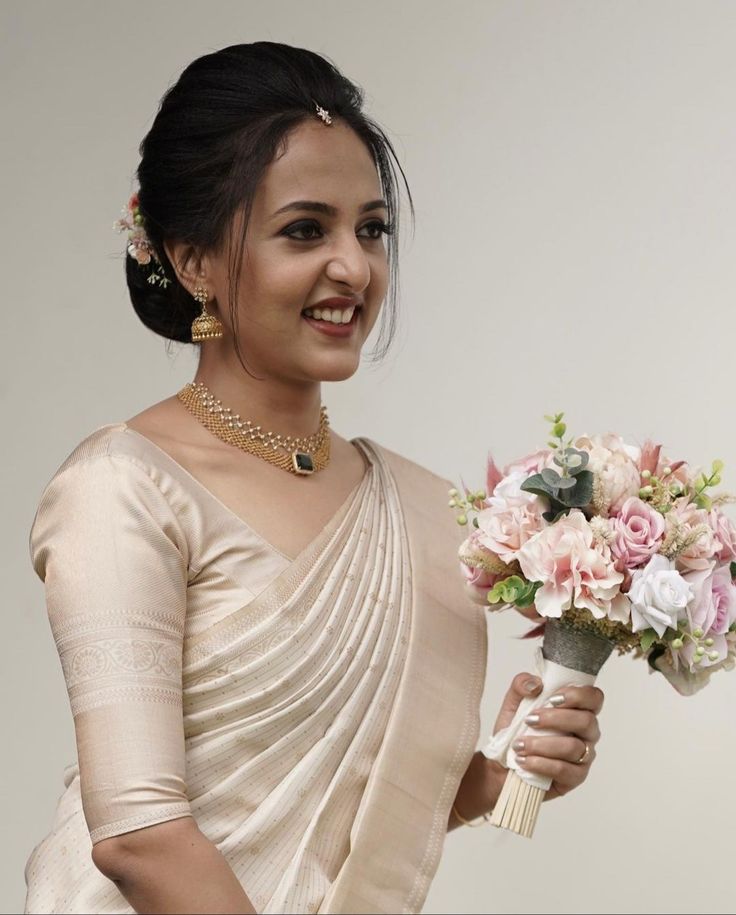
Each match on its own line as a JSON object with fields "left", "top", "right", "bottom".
{"left": 513, "top": 734, "right": 591, "bottom": 765}
{"left": 524, "top": 708, "right": 601, "bottom": 743}
{"left": 546, "top": 685, "right": 605, "bottom": 714}
{"left": 492, "top": 672, "right": 543, "bottom": 735}
{"left": 515, "top": 754, "right": 592, "bottom": 787}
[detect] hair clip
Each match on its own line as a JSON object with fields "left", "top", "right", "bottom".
{"left": 313, "top": 101, "right": 333, "bottom": 125}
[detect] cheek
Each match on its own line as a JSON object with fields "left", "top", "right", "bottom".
{"left": 237, "top": 254, "right": 316, "bottom": 317}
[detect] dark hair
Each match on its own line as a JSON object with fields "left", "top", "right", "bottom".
{"left": 125, "top": 41, "right": 414, "bottom": 371}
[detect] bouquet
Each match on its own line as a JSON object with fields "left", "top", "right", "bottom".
{"left": 452, "top": 413, "right": 736, "bottom": 837}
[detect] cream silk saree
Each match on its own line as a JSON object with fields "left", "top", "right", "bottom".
{"left": 24, "top": 423, "right": 487, "bottom": 914}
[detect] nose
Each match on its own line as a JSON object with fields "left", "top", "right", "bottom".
{"left": 324, "top": 230, "right": 371, "bottom": 293}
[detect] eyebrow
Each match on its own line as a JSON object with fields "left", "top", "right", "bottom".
{"left": 272, "top": 198, "right": 388, "bottom": 218}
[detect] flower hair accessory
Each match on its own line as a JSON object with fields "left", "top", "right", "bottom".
{"left": 113, "top": 193, "right": 171, "bottom": 288}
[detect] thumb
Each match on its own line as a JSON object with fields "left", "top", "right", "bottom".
{"left": 493, "top": 672, "right": 542, "bottom": 735}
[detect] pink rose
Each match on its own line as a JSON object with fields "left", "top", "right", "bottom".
{"left": 609, "top": 497, "right": 666, "bottom": 568}
{"left": 516, "top": 510, "right": 628, "bottom": 621}
{"left": 684, "top": 565, "right": 736, "bottom": 637}
{"left": 708, "top": 509, "right": 736, "bottom": 564}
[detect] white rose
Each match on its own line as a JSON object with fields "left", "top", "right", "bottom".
{"left": 628, "top": 554, "right": 693, "bottom": 637}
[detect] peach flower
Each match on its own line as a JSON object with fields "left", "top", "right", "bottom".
{"left": 515, "top": 510, "right": 628, "bottom": 621}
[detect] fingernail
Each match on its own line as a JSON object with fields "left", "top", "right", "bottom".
{"left": 512, "top": 740, "right": 525, "bottom": 751}
{"left": 516, "top": 755, "right": 528, "bottom": 766}
{"left": 549, "top": 694, "right": 565, "bottom": 707}
{"left": 524, "top": 679, "right": 541, "bottom": 693}
{"left": 525, "top": 714, "right": 540, "bottom": 725}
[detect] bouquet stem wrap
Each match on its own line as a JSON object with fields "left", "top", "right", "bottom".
{"left": 481, "top": 618, "right": 614, "bottom": 838}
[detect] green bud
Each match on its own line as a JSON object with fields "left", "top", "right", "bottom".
{"left": 713, "top": 459, "right": 725, "bottom": 473}
{"left": 693, "top": 653, "right": 704, "bottom": 664}
{"left": 641, "top": 470, "right": 652, "bottom": 480}
{"left": 704, "top": 637, "right": 714, "bottom": 647}
{"left": 662, "top": 466, "right": 672, "bottom": 477}
{"left": 695, "top": 646, "right": 705, "bottom": 657}
{"left": 134, "top": 213, "right": 143, "bottom": 225}
{"left": 708, "top": 651, "right": 720, "bottom": 661}
{"left": 448, "top": 499, "right": 457, "bottom": 508}
{"left": 456, "top": 514, "right": 468, "bottom": 526}
{"left": 476, "top": 491, "right": 486, "bottom": 500}
{"left": 448, "top": 488, "right": 458, "bottom": 497}
{"left": 671, "top": 638, "right": 683, "bottom": 649}
{"left": 639, "top": 485, "right": 654, "bottom": 498}
{"left": 552, "top": 422, "right": 566, "bottom": 438}
{"left": 693, "top": 627, "right": 704, "bottom": 638}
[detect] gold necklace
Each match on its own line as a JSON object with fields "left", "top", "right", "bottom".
{"left": 177, "top": 381, "right": 330, "bottom": 475}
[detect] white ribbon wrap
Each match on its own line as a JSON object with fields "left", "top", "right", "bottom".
{"left": 481, "top": 646, "right": 597, "bottom": 791}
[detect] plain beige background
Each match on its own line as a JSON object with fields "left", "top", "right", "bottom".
{"left": 3, "top": 1, "right": 735, "bottom": 913}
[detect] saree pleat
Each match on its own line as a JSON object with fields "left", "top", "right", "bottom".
{"left": 178, "top": 440, "right": 413, "bottom": 913}
{"left": 24, "top": 427, "right": 486, "bottom": 915}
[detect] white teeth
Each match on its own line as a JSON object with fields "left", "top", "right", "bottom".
{"left": 303, "top": 305, "right": 357, "bottom": 324}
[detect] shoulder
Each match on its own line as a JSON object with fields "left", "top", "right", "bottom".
{"left": 358, "top": 437, "right": 455, "bottom": 494}
{"left": 35, "top": 422, "right": 169, "bottom": 498}
{"left": 29, "top": 422, "right": 190, "bottom": 576}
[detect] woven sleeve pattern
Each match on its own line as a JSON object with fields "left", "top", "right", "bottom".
{"left": 29, "top": 453, "right": 194, "bottom": 845}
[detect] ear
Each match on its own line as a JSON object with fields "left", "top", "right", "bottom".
{"left": 162, "top": 239, "right": 209, "bottom": 297}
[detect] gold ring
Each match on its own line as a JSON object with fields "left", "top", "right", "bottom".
{"left": 575, "top": 742, "right": 590, "bottom": 765}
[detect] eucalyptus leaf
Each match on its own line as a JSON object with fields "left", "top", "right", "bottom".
{"left": 541, "top": 468, "right": 562, "bottom": 487}
{"left": 543, "top": 508, "right": 570, "bottom": 523}
{"left": 555, "top": 476, "right": 577, "bottom": 490}
{"left": 520, "top": 473, "right": 554, "bottom": 499}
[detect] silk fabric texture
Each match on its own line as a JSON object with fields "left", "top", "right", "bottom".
{"left": 24, "top": 424, "right": 487, "bottom": 914}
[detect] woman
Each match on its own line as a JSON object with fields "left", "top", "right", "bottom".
{"left": 24, "top": 42, "right": 604, "bottom": 915}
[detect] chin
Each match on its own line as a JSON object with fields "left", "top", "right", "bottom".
{"left": 312, "top": 354, "right": 361, "bottom": 383}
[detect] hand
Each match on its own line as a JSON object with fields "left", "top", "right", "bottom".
{"left": 492, "top": 672, "right": 605, "bottom": 803}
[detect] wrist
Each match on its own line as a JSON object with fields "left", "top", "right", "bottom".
{"left": 448, "top": 752, "right": 507, "bottom": 831}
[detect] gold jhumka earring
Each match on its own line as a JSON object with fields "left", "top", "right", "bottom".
{"left": 190, "top": 286, "right": 223, "bottom": 341}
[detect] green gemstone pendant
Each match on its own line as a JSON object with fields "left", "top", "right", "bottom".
{"left": 293, "top": 451, "right": 315, "bottom": 475}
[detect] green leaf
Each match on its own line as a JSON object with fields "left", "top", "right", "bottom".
{"left": 520, "top": 472, "right": 555, "bottom": 499}
{"left": 555, "top": 470, "right": 594, "bottom": 507}
{"left": 555, "top": 476, "right": 577, "bottom": 490}
{"left": 541, "top": 468, "right": 562, "bottom": 487}
{"left": 543, "top": 507, "right": 570, "bottom": 523}
{"left": 639, "top": 629, "right": 658, "bottom": 653}
{"left": 730, "top": 561, "right": 736, "bottom": 579}
{"left": 565, "top": 449, "right": 589, "bottom": 473}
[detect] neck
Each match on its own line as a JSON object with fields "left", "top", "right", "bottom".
{"left": 192, "top": 347, "right": 324, "bottom": 439}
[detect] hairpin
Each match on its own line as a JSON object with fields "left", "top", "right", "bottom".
{"left": 314, "top": 101, "right": 333, "bottom": 125}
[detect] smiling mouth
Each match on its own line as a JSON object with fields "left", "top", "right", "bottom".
{"left": 301, "top": 304, "right": 361, "bottom": 325}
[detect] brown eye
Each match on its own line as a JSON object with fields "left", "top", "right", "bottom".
{"left": 283, "top": 221, "right": 323, "bottom": 241}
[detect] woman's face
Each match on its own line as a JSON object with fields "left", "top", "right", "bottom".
{"left": 206, "top": 119, "right": 390, "bottom": 384}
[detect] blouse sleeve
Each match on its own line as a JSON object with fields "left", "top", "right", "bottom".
{"left": 29, "top": 453, "right": 194, "bottom": 846}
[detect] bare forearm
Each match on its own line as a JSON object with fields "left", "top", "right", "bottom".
{"left": 94, "top": 820, "right": 257, "bottom": 914}
{"left": 447, "top": 751, "right": 505, "bottom": 831}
